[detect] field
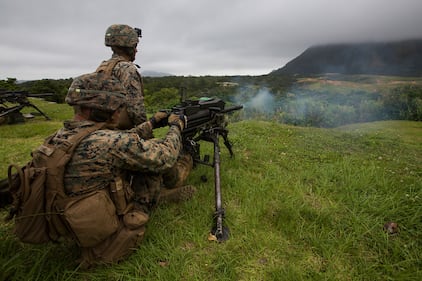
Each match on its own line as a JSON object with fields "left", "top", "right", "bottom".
{"left": 0, "top": 97, "right": 421, "bottom": 280}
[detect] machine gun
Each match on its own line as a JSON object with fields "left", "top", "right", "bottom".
{"left": 170, "top": 95, "right": 243, "bottom": 242}
{"left": 0, "top": 90, "right": 53, "bottom": 124}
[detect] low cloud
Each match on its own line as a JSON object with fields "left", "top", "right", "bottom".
{"left": 1, "top": 0, "right": 422, "bottom": 80}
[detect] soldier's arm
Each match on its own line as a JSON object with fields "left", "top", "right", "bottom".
{"left": 131, "top": 121, "right": 154, "bottom": 139}
{"left": 112, "top": 125, "right": 182, "bottom": 172}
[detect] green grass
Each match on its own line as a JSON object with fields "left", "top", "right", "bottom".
{"left": 0, "top": 100, "right": 421, "bottom": 280}
{"left": 0, "top": 98, "right": 72, "bottom": 171}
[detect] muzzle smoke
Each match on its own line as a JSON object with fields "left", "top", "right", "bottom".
{"left": 243, "top": 88, "right": 275, "bottom": 113}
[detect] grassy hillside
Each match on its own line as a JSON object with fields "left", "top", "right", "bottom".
{"left": 0, "top": 102, "right": 421, "bottom": 281}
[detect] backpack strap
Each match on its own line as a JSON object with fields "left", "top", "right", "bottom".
{"left": 5, "top": 164, "right": 25, "bottom": 220}
{"left": 42, "top": 122, "right": 107, "bottom": 240}
{"left": 58, "top": 122, "right": 106, "bottom": 155}
{"left": 95, "top": 58, "right": 125, "bottom": 77}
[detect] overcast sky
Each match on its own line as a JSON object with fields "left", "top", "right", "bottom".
{"left": 1, "top": 0, "right": 422, "bottom": 80}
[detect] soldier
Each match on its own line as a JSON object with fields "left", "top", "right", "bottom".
{"left": 97, "top": 24, "right": 194, "bottom": 200}
{"left": 96, "top": 24, "right": 146, "bottom": 129}
{"left": 59, "top": 72, "right": 189, "bottom": 267}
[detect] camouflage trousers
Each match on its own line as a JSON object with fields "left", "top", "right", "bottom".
{"left": 76, "top": 153, "right": 193, "bottom": 267}
{"left": 131, "top": 152, "right": 193, "bottom": 211}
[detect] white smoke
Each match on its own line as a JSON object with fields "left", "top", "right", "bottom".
{"left": 243, "top": 88, "right": 275, "bottom": 113}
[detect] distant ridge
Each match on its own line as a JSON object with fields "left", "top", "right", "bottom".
{"left": 141, "top": 70, "right": 174, "bottom": 77}
{"left": 272, "top": 39, "right": 422, "bottom": 76}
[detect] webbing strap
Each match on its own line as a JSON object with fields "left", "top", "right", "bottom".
{"left": 95, "top": 58, "right": 125, "bottom": 77}
{"left": 50, "top": 122, "right": 106, "bottom": 155}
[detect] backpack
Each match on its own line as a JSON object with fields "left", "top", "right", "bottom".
{"left": 7, "top": 122, "right": 105, "bottom": 244}
{"left": 96, "top": 57, "right": 125, "bottom": 76}
{"left": 96, "top": 58, "right": 138, "bottom": 129}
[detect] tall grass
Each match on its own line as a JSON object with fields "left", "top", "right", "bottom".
{"left": 0, "top": 99, "right": 421, "bottom": 280}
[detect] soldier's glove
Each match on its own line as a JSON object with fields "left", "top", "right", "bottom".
{"left": 168, "top": 113, "right": 187, "bottom": 131}
{"left": 149, "top": 111, "right": 169, "bottom": 128}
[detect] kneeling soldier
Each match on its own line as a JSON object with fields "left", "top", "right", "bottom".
{"left": 58, "top": 72, "right": 187, "bottom": 267}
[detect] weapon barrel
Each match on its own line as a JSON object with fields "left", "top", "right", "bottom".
{"left": 0, "top": 91, "right": 53, "bottom": 101}
{"left": 221, "top": 105, "right": 243, "bottom": 114}
{"left": 27, "top": 93, "right": 54, "bottom": 98}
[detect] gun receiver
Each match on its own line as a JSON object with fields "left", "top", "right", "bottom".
{"left": 170, "top": 97, "right": 243, "bottom": 242}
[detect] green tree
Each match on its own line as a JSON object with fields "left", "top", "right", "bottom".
{"left": 0, "top": 78, "right": 18, "bottom": 90}
{"left": 145, "top": 87, "right": 179, "bottom": 113}
{"left": 383, "top": 85, "right": 422, "bottom": 121}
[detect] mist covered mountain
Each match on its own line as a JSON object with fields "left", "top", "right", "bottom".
{"left": 272, "top": 39, "right": 422, "bottom": 76}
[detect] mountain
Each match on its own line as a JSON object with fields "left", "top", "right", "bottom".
{"left": 272, "top": 39, "right": 422, "bottom": 76}
{"left": 141, "top": 70, "right": 174, "bottom": 77}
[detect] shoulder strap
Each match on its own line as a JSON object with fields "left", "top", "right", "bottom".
{"left": 58, "top": 122, "right": 106, "bottom": 155}
{"left": 35, "top": 122, "right": 106, "bottom": 161}
{"left": 37, "top": 122, "right": 107, "bottom": 209}
{"left": 33, "top": 122, "right": 107, "bottom": 175}
{"left": 95, "top": 58, "right": 125, "bottom": 77}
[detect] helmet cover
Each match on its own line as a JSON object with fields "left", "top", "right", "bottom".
{"left": 66, "top": 72, "right": 126, "bottom": 112}
{"left": 105, "top": 24, "right": 140, "bottom": 47}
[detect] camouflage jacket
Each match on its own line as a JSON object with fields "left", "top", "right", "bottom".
{"left": 55, "top": 120, "right": 181, "bottom": 195}
{"left": 97, "top": 54, "right": 147, "bottom": 125}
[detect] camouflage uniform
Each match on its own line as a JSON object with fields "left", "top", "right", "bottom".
{"left": 60, "top": 72, "right": 184, "bottom": 267}
{"left": 98, "top": 24, "right": 193, "bottom": 197}
{"left": 96, "top": 54, "right": 147, "bottom": 125}
{"left": 57, "top": 121, "right": 182, "bottom": 266}
{"left": 97, "top": 24, "right": 146, "bottom": 126}
{"left": 61, "top": 121, "right": 181, "bottom": 196}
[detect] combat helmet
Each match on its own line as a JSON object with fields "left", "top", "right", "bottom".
{"left": 105, "top": 24, "right": 141, "bottom": 48}
{"left": 66, "top": 72, "right": 126, "bottom": 112}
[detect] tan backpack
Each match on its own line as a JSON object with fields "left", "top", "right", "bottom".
{"left": 7, "top": 122, "right": 105, "bottom": 244}
{"left": 96, "top": 58, "right": 136, "bottom": 129}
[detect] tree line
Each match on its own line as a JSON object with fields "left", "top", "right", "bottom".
{"left": 1, "top": 75, "right": 421, "bottom": 127}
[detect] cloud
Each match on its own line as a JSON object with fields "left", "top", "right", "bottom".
{"left": 1, "top": 0, "right": 422, "bottom": 80}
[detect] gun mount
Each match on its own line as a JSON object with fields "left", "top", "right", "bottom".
{"left": 0, "top": 90, "right": 53, "bottom": 125}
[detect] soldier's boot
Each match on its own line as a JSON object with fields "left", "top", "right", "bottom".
{"left": 159, "top": 185, "right": 197, "bottom": 204}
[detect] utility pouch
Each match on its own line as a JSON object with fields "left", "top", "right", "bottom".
{"left": 110, "top": 177, "right": 127, "bottom": 215}
{"left": 84, "top": 225, "right": 146, "bottom": 264}
{"left": 62, "top": 189, "right": 119, "bottom": 247}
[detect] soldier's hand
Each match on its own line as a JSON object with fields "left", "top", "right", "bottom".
{"left": 168, "top": 113, "right": 186, "bottom": 131}
{"left": 149, "top": 111, "right": 169, "bottom": 128}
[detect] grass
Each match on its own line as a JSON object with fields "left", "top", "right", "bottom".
{"left": 0, "top": 98, "right": 72, "bottom": 171}
{"left": 0, "top": 99, "right": 421, "bottom": 280}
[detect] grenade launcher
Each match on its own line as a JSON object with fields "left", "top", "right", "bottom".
{"left": 170, "top": 95, "right": 243, "bottom": 242}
